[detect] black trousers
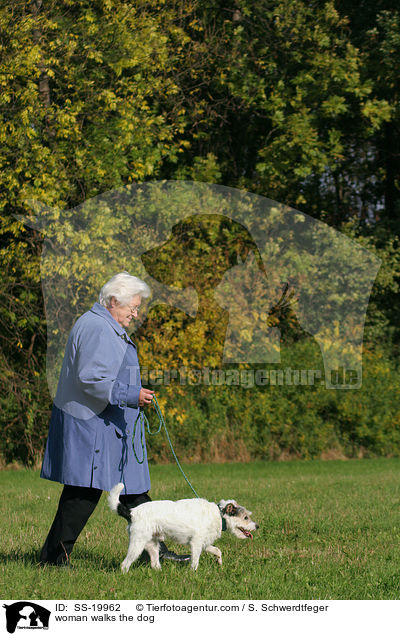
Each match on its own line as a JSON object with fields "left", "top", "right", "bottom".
{"left": 39, "top": 485, "right": 152, "bottom": 565}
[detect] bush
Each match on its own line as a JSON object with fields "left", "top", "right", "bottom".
{"left": 1, "top": 339, "right": 399, "bottom": 467}
{"left": 144, "top": 341, "right": 400, "bottom": 463}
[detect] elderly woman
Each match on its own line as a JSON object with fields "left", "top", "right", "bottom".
{"left": 39, "top": 272, "right": 188, "bottom": 566}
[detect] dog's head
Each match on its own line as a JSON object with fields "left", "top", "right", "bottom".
{"left": 141, "top": 214, "right": 265, "bottom": 292}
{"left": 218, "top": 499, "right": 259, "bottom": 539}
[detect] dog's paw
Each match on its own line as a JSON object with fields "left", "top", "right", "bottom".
{"left": 217, "top": 556, "right": 222, "bottom": 566}
{"left": 151, "top": 563, "right": 162, "bottom": 570}
{"left": 121, "top": 560, "right": 131, "bottom": 573}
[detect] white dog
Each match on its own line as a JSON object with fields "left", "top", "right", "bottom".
{"left": 108, "top": 483, "right": 259, "bottom": 571}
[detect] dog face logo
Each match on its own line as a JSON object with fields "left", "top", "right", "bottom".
{"left": 2, "top": 602, "right": 50, "bottom": 634}
{"left": 19, "top": 181, "right": 380, "bottom": 396}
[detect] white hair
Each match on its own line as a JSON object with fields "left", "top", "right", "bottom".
{"left": 99, "top": 272, "right": 150, "bottom": 307}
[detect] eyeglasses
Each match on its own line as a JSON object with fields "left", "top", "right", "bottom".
{"left": 128, "top": 305, "right": 140, "bottom": 316}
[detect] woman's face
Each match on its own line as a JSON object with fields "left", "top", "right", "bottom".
{"left": 107, "top": 294, "right": 141, "bottom": 329}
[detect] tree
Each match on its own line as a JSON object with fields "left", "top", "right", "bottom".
{"left": 0, "top": 0, "right": 189, "bottom": 463}
{"left": 158, "top": 0, "right": 392, "bottom": 224}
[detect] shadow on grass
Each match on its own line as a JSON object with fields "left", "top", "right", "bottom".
{"left": 0, "top": 546, "right": 171, "bottom": 573}
{"left": 71, "top": 550, "right": 151, "bottom": 572}
{"left": 0, "top": 549, "right": 39, "bottom": 566}
{"left": 0, "top": 548, "right": 122, "bottom": 572}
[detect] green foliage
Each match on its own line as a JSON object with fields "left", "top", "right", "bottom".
{"left": 341, "top": 2, "right": 400, "bottom": 225}
{"left": 1, "top": 0, "right": 400, "bottom": 466}
{"left": 159, "top": 0, "right": 394, "bottom": 220}
{"left": 0, "top": 361, "right": 51, "bottom": 465}
{"left": 0, "top": 0, "right": 191, "bottom": 465}
{"left": 143, "top": 342, "right": 400, "bottom": 464}
{"left": 0, "top": 0, "right": 188, "bottom": 210}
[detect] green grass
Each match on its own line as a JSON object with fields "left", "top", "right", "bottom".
{"left": 1, "top": 459, "right": 400, "bottom": 600}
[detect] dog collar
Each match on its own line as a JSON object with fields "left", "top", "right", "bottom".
{"left": 221, "top": 516, "right": 227, "bottom": 532}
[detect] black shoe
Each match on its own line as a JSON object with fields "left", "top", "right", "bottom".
{"left": 159, "top": 542, "right": 190, "bottom": 563}
{"left": 38, "top": 549, "right": 72, "bottom": 568}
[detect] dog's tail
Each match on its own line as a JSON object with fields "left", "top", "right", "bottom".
{"left": 108, "top": 483, "right": 131, "bottom": 521}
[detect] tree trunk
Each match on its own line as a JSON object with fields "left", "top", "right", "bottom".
{"left": 32, "top": 0, "right": 51, "bottom": 109}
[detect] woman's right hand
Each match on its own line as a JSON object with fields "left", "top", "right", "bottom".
{"left": 139, "top": 388, "right": 155, "bottom": 407}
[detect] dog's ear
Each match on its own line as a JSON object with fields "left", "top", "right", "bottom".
{"left": 223, "top": 503, "right": 239, "bottom": 516}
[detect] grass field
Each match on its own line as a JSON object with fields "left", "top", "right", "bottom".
{"left": 1, "top": 459, "right": 400, "bottom": 600}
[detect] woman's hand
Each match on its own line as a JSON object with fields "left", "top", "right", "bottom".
{"left": 139, "top": 388, "right": 155, "bottom": 407}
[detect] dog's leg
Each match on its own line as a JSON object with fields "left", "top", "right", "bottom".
{"left": 121, "top": 532, "right": 148, "bottom": 573}
{"left": 205, "top": 545, "right": 222, "bottom": 566}
{"left": 189, "top": 540, "right": 203, "bottom": 571}
{"left": 145, "top": 540, "right": 161, "bottom": 570}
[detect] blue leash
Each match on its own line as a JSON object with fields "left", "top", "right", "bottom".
{"left": 136, "top": 394, "right": 201, "bottom": 499}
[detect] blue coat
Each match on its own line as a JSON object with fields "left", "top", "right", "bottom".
{"left": 40, "top": 302, "right": 151, "bottom": 495}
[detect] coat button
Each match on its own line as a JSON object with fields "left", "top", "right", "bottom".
{"left": 95, "top": 449, "right": 100, "bottom": 453}
{"left": 93, "top": 466, "right": 97, "bottom": 470}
